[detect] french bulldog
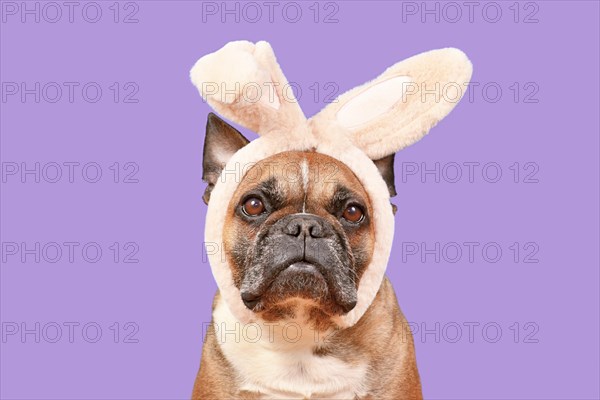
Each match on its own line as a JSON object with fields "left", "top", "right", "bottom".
{"left": 192, "top": 113, "right": 422, "bottom": 400}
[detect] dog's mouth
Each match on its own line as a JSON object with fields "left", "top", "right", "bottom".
{"left": 237, "top": 213, "right": 360, "bottom": 316}
{"left": 240, "top": 260, "right": 357, "bottom": 315}
{"left": 280, "top": 261, "right": 327, "bottom": 282}
{"left": 241, "top": 262, "right": 325, "bottom": 308}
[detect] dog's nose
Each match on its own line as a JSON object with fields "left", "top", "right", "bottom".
{"left": 240, "top": 291, "right": 261, "bottom": 310}
{"left": 283, "top": 215, "right": 327, "bottom": 238}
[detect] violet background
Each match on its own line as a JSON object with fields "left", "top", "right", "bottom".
{"left": 1, "top": 1, "right": 599, "bottom": 399}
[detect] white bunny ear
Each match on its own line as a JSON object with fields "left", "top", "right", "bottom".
{"left": 190, "top": 41, "right": 307, "bottom": 137}
{"left": 310, "top": 48, "right": 473, "bottom": 160}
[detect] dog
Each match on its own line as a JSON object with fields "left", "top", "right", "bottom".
{"left": 192, "top": 114, "right": 422, "bottom": 399}
{"left": 188, "top": 40, "right": 472, "bottom": 400}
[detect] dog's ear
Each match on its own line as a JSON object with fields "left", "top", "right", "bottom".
{"left": 202, "top": 113, "right": 249, "bottom": 204}
{"left": 373, "top": 153, "right": 396, "bottom": 197}
{"left": 372, "top": 153, "right": 398, "bottom": 214}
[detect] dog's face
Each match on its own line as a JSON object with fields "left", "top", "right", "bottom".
{"left": 203, "top": 114, "right": 396, "bottom": 326}
{"left": 224, "top": 151, "right": 374, "bottom": 321}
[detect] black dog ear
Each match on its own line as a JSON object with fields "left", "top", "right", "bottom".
{"left": 372, "top": 153, "right": 397, "bottom": 214}
{"left": 202, "top": 113, "right": 250, "bottom": 204}
{"left": 373, "top": 153, "right": 396, "bottom": 197}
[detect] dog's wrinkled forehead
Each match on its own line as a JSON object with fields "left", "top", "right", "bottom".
{"left": 232, "top": 151, "right": 370, "bottom": 210}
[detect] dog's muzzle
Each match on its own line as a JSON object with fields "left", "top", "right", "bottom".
{"left": 239, "top": 213, "right": 358, "bottom": 313}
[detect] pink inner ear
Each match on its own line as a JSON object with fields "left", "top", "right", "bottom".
{"left": 256, "top": 73, "right": 281, "bottom": 111}
{"left": 335, "top": 75, "right": 413, "bottom": 129}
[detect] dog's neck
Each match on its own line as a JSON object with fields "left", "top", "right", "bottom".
{"left": 211, "top": 294, "right": 372, "bottom": 398}
{"left": 212, "top": 296, "right": 339, "bottom": 350}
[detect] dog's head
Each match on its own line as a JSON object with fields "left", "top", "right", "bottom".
{"left": 203, "top": 114, "right": 399, "bottom": 325}
{"left": 192, "top": 41, "right": 472, "bottom": 327}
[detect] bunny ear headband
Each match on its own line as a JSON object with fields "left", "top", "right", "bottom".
{"left": 191, "top": 41, "right": 472, "bottom": 328}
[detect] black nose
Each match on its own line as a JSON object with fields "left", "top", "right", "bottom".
{"left": 341, "top": 299, "right": 357, "bottom": 313}
{"left": 240, "top": 291, "right": 261, "bottom": 310}
{"left": 283, "top": 215, "right": 328, "bottom": 238}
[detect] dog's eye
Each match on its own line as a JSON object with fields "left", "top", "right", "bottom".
{"left": 242, "top": 197, "right": 265, "bottom": 216}
{"left": 342, "top": 204, "right": 364, "bottom": 223}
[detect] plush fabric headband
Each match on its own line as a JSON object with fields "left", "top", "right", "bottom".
{"left": 190, "top": 41, "right": 472, "bottom": 327}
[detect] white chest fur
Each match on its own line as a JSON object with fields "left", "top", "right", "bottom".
{"left": 212, "top": 299, "right": 368, "bottom": 399}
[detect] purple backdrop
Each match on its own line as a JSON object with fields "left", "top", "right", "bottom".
{"left": 1, "top": 1, "right": 599, "bottom": 399}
